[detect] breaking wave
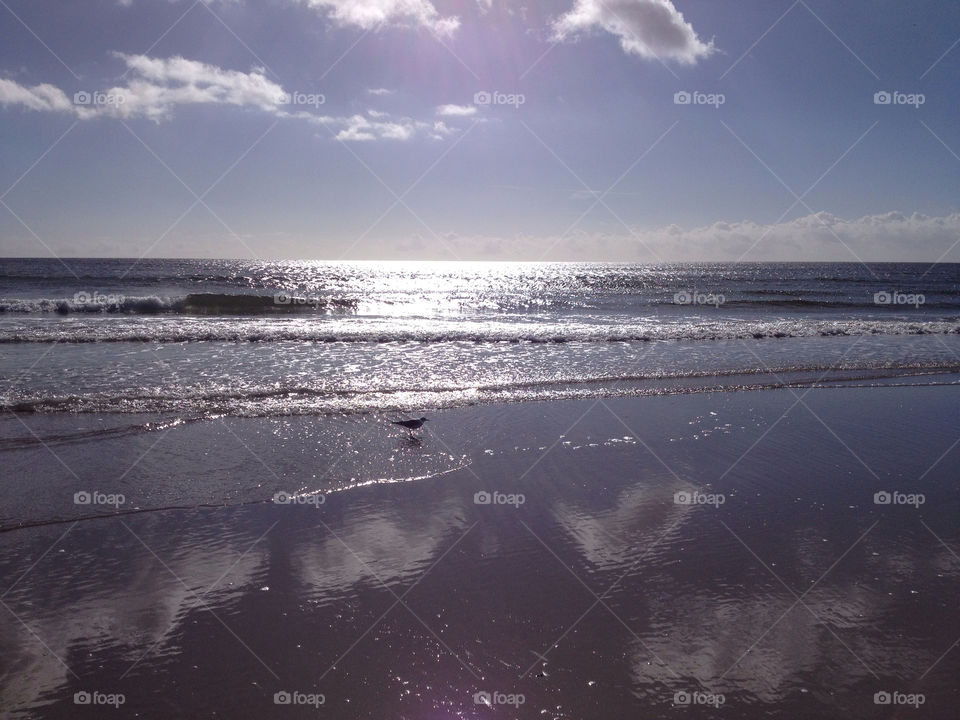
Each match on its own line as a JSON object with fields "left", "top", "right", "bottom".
{"left": 0, "top": 293, "right": 358, "bottom": 315}
{"left": 2, "top": 316, "right": 959, "bottom": 343}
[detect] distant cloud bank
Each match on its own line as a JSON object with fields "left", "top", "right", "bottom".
{"left": 6, "top": 211, "right": 957, "bottom": 261}
{"left": 391, "top": 211, "right": 960, "bottom": 262}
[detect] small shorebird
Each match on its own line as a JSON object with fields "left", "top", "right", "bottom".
{"left": 392, "top": 417, "right": 429, "bottom": 435}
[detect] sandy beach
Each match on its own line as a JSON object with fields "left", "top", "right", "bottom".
{"left": 2, "top": 383, "right": 958, "bottom": 718}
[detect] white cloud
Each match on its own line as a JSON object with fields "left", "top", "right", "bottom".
{"left": 0, "top": 55, "right": 470, "bottom": 141}
{"left": 302, "top": 0, "right": 459, "bottom": 35}
{"left": 105, "top": 53, "right": 287, "bottom": 120}
{"left": 0, "top": 54, "right": 286, "bottom": 121}
{"left": 553, "top": 0, "right": 714, "bottom": 64}
{"left": 307, "top": 110, "right": 456, "bottom": 141}
{"left": 367, "top": 87, "right": 395, "bottom": 95}
{"left": 436, "top": 103, "right": 477, "bottom": 116}
{"left": 430, "top": 120, "right": 456, "bottom": 139}
{"left": 0, "top": 78, "right": 74, "bottom": 113}
{"left": 645, "top": 211, "right": 960, "bottom": 261}
{"left": 385, "top": 212, "right": 960, "bottom": 261}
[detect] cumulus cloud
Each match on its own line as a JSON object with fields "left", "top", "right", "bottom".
{"left": 106, "top": 53, "right": 287, "bottom": 119}
{"left": 553, "top": 0, "right": 714, "bottom": 64}
{"left": 301, "top": 0, "right": 459, "bottom": 35}
{"left": 436, "top": 103, "right": 477, "bottom": 116}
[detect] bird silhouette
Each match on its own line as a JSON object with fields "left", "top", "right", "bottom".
{"left": 392, "top": 417, "right": 429, "bottom": 434}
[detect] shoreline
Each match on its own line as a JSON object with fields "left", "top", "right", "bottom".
{"left": 3, "top": 376, "right": 960, "bottom": 531}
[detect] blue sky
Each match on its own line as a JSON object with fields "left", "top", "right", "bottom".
{"left": 1, "top": 0, "right": 959, "bottom": 261}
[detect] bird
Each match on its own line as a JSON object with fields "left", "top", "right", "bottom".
{"left": 392, "top": 417, "right": 429, "bottom": 434}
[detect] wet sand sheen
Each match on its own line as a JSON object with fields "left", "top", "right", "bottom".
{"left": 1, "top": 385, "right": 958, "bottom": 718}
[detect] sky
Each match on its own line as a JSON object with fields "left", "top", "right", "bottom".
{"left": 0, "top": 0, "right": 959, "bottom": 261}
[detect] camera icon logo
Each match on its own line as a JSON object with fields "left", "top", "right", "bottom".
{"left": 874, "top": 491, "right": 892, "bottom": 505}
{"left": 73, "top": 91, "right": 91, "bottom": 105}
{"left": 673, "top": 291, "right": 691, "bottom": 304}
{"left": 74, "top": 491, "right": 92, "bottom": 505}
{"left": 473, "top": 91, "right": 491, "bottom": 105}
{"left": 873, "top": 91, "right": 891, "bottom": 105}
{"left": 674, "top": 91, "right": 691, "bottom": 105}
{"left": 873, "top": 291, "right": 891, "bottom": 304}
{"left": 674, "top": 491, "right": 692, "bottom": 505}
{"left": 273, "top": 491, "right": 292, "bottom": 504}
{"left": 673, "top": 691, "right": 691, "bottom": 705}
{"left": 874, "top": 691, "right": 891, "bottom": 705}
{"left": 74, "top": 691, "right": 92, "bottom": 705}
{"left": 274, "top": 691, "right": 292, "bottom": 705}
{"left": 473, "top": 690, "right": 492, "bottom": 705}
{"left": 273, "top": 292, "right": 291, "bottom": 305}
{"left": 474, "top": 491, "right": 492, "bottom": 505}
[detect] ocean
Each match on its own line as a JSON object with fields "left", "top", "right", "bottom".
{"left": 2, "top": 259, "right": 959, "bottom": 418}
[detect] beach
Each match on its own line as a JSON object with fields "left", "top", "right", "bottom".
{"left": 3, "top": 383, "right": 958, "bottom": 718}
{"left": 3, "top": 0, "right": 960, "bottom": 713}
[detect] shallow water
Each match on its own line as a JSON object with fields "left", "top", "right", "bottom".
{"left": 1, "top": 387, "right": 958, "bottom": 718}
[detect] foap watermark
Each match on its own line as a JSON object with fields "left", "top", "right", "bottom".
{"left": 674, "top": 90, "right": 725, "bottom": 108}
{"left": 873, "top": 290, "right": 925, "bottom": 308}
{"left": 473, "top": 90, "right": 525, "bottom": 108}
{"left": 474, "top": 490, "right": 525, "bottom": 508}
{"left": 473, "top": 690, "right": 525, "bottom": 708}
{"left": 874, "top": 690, "right": 925, "bottom": 708}
{"left": 874, "top": 90, "right": 925, "bottom": 108}
{"left": 874, "top": 491, "right": 925, "bottom": 508}
{"left": 74, "top": 91, "right": 125, "bottom": 107}
{"left": 274, "top": 292, "right": 324, "bottom": 305}
{"left": 674, "top": 490, "right": 725, "bottom": 508}
{"left": 273, "top": 491, "right": 326, "bottom": 507}
{"left": 273, "top": 690, "right": 325, "bottom": 707}
{"left": 673, "top": 289, "right": 725, "bottom": 307}
{"left": 74, "top": 491, "right": 125, "bottom": 508}
{"left": 74, "top": 691, "right": 125, "bottom": 708}
{"left": 673, "top": 690, "right": 725, "bottom": 707}
{"left": 74, "top": 291, "right": 125, "bottom": 305}
{"left": 277, "top": 91, "right": 325, "bottom": 108}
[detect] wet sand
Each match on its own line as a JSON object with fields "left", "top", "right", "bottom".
{"left": 1, "top": 384, "right": 959, "bottom": 718}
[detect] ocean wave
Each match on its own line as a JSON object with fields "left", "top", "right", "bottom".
{"left": 0, "top": 293, "right": 358, "bottom": 315}
{"left": 3, "top": 363, "right": 958, "bottom": 417}
{"left": 1, "top": 317, "right": 959, "bottom": 343}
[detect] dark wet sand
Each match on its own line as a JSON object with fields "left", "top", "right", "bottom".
{"left": 1, "top": 384, "right": 959, "bottom": 718}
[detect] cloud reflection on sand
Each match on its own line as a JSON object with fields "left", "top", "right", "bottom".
{"left": 293, "top": 495, "right": 470, "bottom": 599}
{"left": 621, "top": 529, "right": 957, "bottom": 704}
{"left": 0, "top": 516, "right": 269, "bottom": 715}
